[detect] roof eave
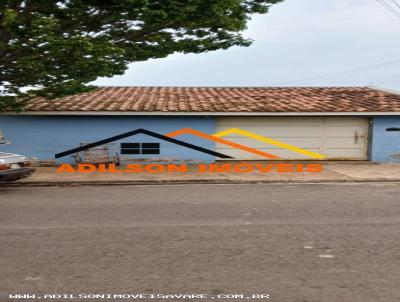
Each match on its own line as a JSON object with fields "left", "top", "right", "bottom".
{"left": 2, "top": 111, "right": 400, "bottom": 116}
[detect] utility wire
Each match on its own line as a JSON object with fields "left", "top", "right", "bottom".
{"left": 388, "top": 0, "right": 400, "bottom": 10}
{"left": 376, "top": 0, "right": 400, "bottom": 17}
{"left": 376, "top": 0, "right": 400, "bottom": 16}
{"left": 376, "top": 72, "right": 400, "bottom": 85}
{"left": 274, "top": 59, "right": 400, "bottom": 86}
{"left": 375, "top": 0, "right": 400, "bottom": 19}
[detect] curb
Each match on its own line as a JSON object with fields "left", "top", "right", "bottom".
{"left": 4, "top": 179, "right": 400, "bottom": 186}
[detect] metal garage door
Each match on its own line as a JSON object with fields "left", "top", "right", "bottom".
{"left": 215, "top": 117, "right": 369, "bottom": 160}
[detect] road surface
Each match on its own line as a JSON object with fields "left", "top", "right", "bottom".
{"left": 1, "top": 183, "right": 400, "bottom": 302}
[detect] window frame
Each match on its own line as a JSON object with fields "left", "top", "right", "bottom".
{"left": 120, "top": 142, "right": 160, "bottom": 155}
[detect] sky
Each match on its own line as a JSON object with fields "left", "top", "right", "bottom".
{"left": 94, "top": 0, "right": 400, "bottom": 90}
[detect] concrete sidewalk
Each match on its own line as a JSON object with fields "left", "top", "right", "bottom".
{"left": 9, "top": 162, "right": 400, "bottom": 185}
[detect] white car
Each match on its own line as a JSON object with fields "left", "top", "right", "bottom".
{"left": 0, "top": 152, "right": 35, "bottom": 182}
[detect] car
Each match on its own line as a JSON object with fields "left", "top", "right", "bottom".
{"left": 0, "top": 152, "right": 35, "bottom": 182}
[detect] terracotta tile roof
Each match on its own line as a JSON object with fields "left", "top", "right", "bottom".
{"left": 24, "top": 86, "right": 400, "bottom": 113}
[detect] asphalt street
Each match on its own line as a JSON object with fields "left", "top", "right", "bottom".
{"left": 0, "top": 183, "right": 400, "bottom": 302}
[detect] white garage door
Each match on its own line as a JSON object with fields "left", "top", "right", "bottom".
{"left": 215, "top": 117, "right": 369, "bottom": 160}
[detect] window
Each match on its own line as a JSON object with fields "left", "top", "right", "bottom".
{"left": 141, "top": 143, "right": 161, "bottom": 154}
{"left": 120, "top": 142, "right": 160, "bottom": 155}
{"left": 386, "top": 127, "right": 400, "bottom": 132}
{"left": 120, "top": 143, "right": 140, "bottom": 154}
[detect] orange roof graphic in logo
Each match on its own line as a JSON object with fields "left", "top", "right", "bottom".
{"left": 165, "top": 128, "right": 280, "bottom": 159}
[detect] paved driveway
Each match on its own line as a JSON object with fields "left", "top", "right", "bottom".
{"left": 1, "top": 183, "right": 400, "bottom": 302}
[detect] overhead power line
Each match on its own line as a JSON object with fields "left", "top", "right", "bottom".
{"left": 375, "top": 0, "right": 400, "bottom": 19}
{"left": 274, "top": 59, "right": 400, "bottom": 86}
{"left": 376, "top": 0, "right": 400, "bottom": 16}
{"left": 377, "top": 72, "right": 400, "bottom": 85}
{"left": 388, "top": 0, "right": 400, "bottom": 10}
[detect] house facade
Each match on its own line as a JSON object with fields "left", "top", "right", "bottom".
{"left": 1, "top": 86, "right": 400, "bottom": 163}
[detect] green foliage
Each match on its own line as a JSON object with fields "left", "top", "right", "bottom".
{"left": 0, "top": 0, "right": 283, "bottom": 111}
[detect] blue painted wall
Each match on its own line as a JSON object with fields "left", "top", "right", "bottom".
{"left": 371, "top": 117, "right": 400, "bottom": 163}
{"left": 0, "top": 116, "right": 216, "bottom": 163}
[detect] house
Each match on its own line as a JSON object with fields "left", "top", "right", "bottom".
{"left": 1, "top": 86, "right": 400, "bottom": 163}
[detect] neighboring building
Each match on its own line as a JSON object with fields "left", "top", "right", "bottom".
{"left": 0, "top": 86, "right": 399, "bottom": 163}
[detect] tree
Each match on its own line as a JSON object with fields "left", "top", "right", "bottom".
{"left": 0, "top": 0, "right": 283, "bottom": 111}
